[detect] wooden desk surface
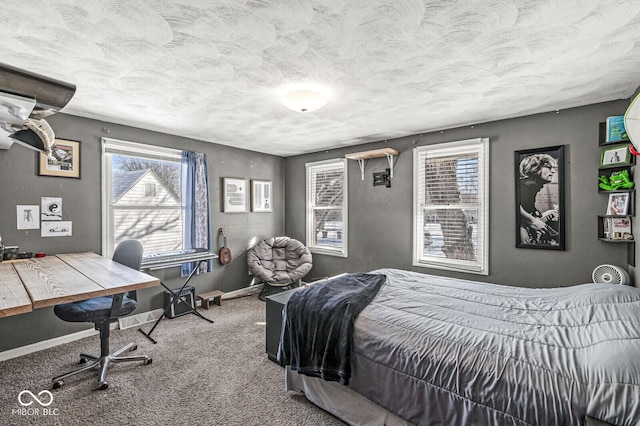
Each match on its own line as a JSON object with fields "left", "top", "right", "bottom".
{"left": 57, "top": 252, "right": 159, "bottom": 295}
{"left": 1, "top": 252, "right": 160, "bottom": 313}
{"left": 0, "top": 263, "right": 32, "bottom": 318}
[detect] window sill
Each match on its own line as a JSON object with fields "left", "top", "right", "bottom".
{"left": 310, "top": 246, "right": 348, "bottom": 258}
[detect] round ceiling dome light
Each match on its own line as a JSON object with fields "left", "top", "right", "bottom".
{"left": 279, "top": 83, "right": 329, "bottom": 113}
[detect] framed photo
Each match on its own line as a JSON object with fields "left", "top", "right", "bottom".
{"left": 607, "top": 216, "right": 633, "bottom": 240}
{"left": 515, "top": 145, "right": 565, "bottom": 250}
{"left": 223, "top": 178, "right": 247, "bottom": 213}
{"left": 39, "top": 139, "right": 80, "bottom": 178}
{"left": 600, "top": 143, "right": 632, "bottom": 167}
{"left": 605, "top": 193, "right": 630, "bottom": 216}
{"left": 251, "top": 180, "right": 272, "bottom": 212}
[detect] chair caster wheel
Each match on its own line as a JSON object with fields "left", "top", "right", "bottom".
{"left": 79, "top": 358, "right": 87, "bottom": 364}
{"left": 130, "top": 345, "right": 138, "bottom": 352}
{"left": 52, "top": 380, "right": 64, "bottom": 389}
{"left": 97, "top": 381, "right": 108, "bottom": 390}
{"left": 143, "top": 358, "right": 152, "bottom": 365}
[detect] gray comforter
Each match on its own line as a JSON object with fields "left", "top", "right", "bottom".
{"left": 348, "top": 268, "right": 640, "bottom": 426}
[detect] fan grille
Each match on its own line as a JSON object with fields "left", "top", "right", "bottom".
{"left": 592, "top": 264, "right": 629, "bottom": 284}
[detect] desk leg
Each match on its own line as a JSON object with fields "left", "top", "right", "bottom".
{"left": 138, "top": 260, "right": 214, "bottom": 344}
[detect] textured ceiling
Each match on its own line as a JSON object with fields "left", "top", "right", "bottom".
{"left": 2, "top": 1, "right": 640, "bottom": 156}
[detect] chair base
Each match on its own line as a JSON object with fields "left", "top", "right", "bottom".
{"left": 52, "top": 342, "right": 152, "bottom": 390}
{"left": 258, "top": 280, "right": 300, "bottom": 301}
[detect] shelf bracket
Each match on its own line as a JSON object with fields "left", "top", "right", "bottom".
{"left": 385, "top": 153, "right": 395, "bottom": 178}
{"left": 356, "top": 158, "right": 366, "bottom": 181}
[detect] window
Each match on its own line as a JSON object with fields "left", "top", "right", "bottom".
{"left": 306, "top": 158, "right": 348, "bottom": 257}
{"left": 413, "top": 138, "right": 489, "bottom": 274}
{"left": 102, "top": 138, "right": 183, "bottom": 258}
{"left": 144, "top": 183, "right": 157, "bottom": 198}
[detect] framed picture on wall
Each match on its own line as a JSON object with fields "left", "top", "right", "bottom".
{"left": 39, "top": 138, "right": 81, "bottom": 178}
{"left": 514, "top": 145, "right": 565, "bottom": 250}
{"left": 605, "top": 192, "right": 630, "bottom": 216}
{"left": 223, "top": 177, "right": 248, "bottom": 213}
{"left": 251, "top": 180, "right": 272, "bottom": 212}
{"left": 599, "top": 143, "right": 632, "bottom": 167}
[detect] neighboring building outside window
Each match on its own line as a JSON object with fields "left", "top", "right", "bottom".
{"left": 413, "top": 138, "right": 489, "bottom": 275}
{"left": 306, "top": 158, "right": 348, "bottom": 257}
{"left": 102, "top": 138, "right": 183, "bottom": 258}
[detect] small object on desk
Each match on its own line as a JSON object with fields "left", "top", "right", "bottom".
{"left": 3, "top": 250, "right": 33, "bottom": 261}
{"left": 2, "top": 246, "right": 19, "bottom": 260}
{"left": 35, "top": 252, "right": 46, "bottom": 258}
{"left": 199, "top": 290, "right": 224, "bottom": 309}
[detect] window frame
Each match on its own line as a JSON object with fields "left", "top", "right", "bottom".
{"left": 101, "top": 137, "right": 183, "bottom": 258}
{"left": 413, "top": 138, "right": 490, "bottom": 275}
{"left": 305, "top": 158, "right": 348, "bottom": 257}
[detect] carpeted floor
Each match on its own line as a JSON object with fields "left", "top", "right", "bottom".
{"left": 0, "top": 295, "right": 347, "bottom": 426}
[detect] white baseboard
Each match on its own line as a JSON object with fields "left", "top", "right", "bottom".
{"left": 0, "top": 328, "right": 97, "bottom": 362}
{"left": 221, "top": 284, "right": 263, "bottom": 299}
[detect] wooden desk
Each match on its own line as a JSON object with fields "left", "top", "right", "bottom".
{"left": 0, "top": 263, "right": 32, "bottom": 317}
{"left": 0, "top": 252, "right": 160, "bottom": 317}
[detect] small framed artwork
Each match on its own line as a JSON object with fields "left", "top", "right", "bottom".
{"left": 39, "top": 139, "right": 81, "bottom": 178}
{"left": 606, "top": 193, "right": 630, "bottom": 216}
{"left": 515, "top": 145, "right": 565, "bottom": 250}
{"left": 600, "top": 143, "right": 632, "bottom": 168}
{"left": 41, "top": 197, "right": 62, "bottom": 220}
{"left": 251, "top": 180, "right": 272, "bottom": 212}
{"left": 41, "top": 221, "right": 72, "bottom": 237}
{"left": 16, "top": 205, "right": 39, "bottom": 230}
{"left": 223, "top": 177, "right": 248, "bottom": 213}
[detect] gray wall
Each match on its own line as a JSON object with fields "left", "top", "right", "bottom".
{"left": 1, "top": 99, "right": 634, "bottom": 352}
{"left": 285, "top": 100, "right": 634, "bottom": 288}
{"left": 0, "top": 113, "right": 285, "bottom": 351}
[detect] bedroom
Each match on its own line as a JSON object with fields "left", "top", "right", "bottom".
{"left": 0, "top": 1, "right": 639, "bottom": 425}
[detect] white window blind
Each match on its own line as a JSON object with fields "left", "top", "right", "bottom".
{"left": 306, "top": 159, "right": 348, "bottom": 257}
{"left": 413, "top": 138, "right": 489, "bottom": 274}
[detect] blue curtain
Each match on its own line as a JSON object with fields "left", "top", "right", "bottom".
{"left": 181, "top": 151, "right": 212, "bottom": 276}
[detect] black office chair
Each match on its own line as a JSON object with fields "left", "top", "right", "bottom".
{"left": 51, "top": 240, "right": 152, "bottom": 390}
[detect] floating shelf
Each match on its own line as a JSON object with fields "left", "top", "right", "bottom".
{"left": 345, "top": 148, "right": 398, "bottom": 181}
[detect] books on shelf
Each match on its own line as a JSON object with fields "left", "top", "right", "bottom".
{"left": 605, "top": 115, "right": 629, "bottom": 143}
{"left": 603, "top": 216, "right": 633, "bottom": 240}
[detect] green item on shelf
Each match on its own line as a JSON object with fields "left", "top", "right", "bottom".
{"left": 599, "top": 170, "right": 635, "bottom": 191}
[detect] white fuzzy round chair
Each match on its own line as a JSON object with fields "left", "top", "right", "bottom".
{"left": 247, "top": 236, "right": 312, "bottom": 300}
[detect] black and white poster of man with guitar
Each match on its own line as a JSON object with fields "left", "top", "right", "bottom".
{"left": 515, "top": 145, "right": 565, "bottom": 250}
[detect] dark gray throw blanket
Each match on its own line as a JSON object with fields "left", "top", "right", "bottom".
{"left": 278, "top": 273, "right": 386, "bottom": 385}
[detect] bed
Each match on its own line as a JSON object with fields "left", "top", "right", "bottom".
{"left": 280, "top": 268, "right": 640, "bottom": 426}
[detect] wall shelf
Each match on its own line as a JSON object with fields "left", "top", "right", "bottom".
{"left": 345, "top": 148, "right": 398, "bottom": 181}
{"left": 597, "top": 120, "right": 636, "bottom": 259}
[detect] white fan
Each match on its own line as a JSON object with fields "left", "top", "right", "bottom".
{"left": 592, "top": 264, "right": 630, "bottom": 285}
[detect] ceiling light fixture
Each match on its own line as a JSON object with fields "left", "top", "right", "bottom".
{"left": 280, "top": 84, "right": 329, "bottom": 113}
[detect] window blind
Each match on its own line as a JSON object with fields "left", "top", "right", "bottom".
{"left": 306, "top": 159, "right": 348, "bottom": 257}
{"left": 413, "top": 138, "right": 489, "bottom": 274}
